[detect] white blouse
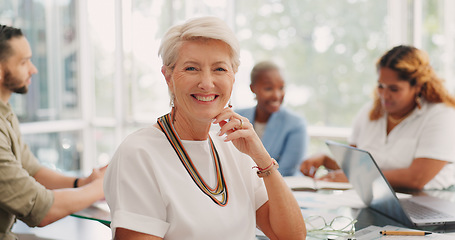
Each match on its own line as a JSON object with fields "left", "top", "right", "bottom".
{"left": 104, "top": 126, "right": 268, "bottom": 239}
{"left": 349, "top": 101, "right": 455, "bottom": 189}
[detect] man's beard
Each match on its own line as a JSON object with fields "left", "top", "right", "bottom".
{"left": 2, "top": 70, "right": 28, "bottom": 94}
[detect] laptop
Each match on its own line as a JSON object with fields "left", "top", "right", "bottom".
{"left": 325, "top": 140, "right": 455, "bottom": 228}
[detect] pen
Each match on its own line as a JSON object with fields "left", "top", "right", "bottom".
{"left": 379, "top": 230, "right": 432, "bottom": 236}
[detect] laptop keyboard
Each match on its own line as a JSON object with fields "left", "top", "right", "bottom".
{"left": 401, "top": 200, "right": 452, "bottom": 219}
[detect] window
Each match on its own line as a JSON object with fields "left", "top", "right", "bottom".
{"left": 233, "top": 1, "right": 388, "bottom": 152}
{"left": 1, "top": 0, "right": 83, "bottom": 174}
{"left": 418, "top": 0, "right": 455, "bottom": 92}
{"left": 1, "top": 0, "right": 454, "bottom": 173}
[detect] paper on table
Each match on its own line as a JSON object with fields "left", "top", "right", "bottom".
{"left": 284, "top": 176, "right": 352, "bottom": 191}
{"left": 293, "top": 189, "right": 366, "bottom": 209}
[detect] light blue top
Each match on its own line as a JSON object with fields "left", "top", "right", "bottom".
{"left": 236, "top": 107, "right": 308, "bottom": 176}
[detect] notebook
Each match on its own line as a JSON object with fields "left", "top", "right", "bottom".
{"left": 325, "top": 140, "right": 455, "bottom": 228}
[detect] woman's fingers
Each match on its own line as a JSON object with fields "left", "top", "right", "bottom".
{"left": 301, "top": 162, "right": 316, "bottom": 177}
{"left": 317, "top": 170, "right": 348, "bottom": 182}
{"left": 214, "top": 108, "right": 250, "bottom": 137}
{"left": 213, "top": 107, "right": 266, "bottom": 157}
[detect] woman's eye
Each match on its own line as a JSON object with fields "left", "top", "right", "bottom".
{"left": 215, "top": 67, "right": 226, "bottom": 71}
{"left": 390, "top": 88, "right": 399, "bottom": 92}
{"left": 186, "top": 67, "right": 196, "bottom": 71}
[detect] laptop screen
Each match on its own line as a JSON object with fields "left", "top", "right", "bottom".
{"left": 326, "top": 140, "right": 414, "bottom": 227}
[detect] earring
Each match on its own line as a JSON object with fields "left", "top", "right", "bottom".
{"left": 170, "top": 96, "right": 176, "bottom": 123}
{"left": 227, "top": 99, "right": 232, "bottom": 108}
{"left": 415, "top": 95, "right": 422, "bottom": 109}
{"left": 170, "top": 95, "right": 175, "bottom": 108}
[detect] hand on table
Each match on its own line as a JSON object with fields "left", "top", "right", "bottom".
{"left": 300, "top": 158, "right": 325, "bottom": 178}
{"left": 317, "top": 169, "right": 348, "bottom": 182}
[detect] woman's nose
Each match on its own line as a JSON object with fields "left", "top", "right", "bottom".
{"left": 379, "top": 89, "right": 391, "bottom": 100}
{"left": 198, "top": 71, "right": 215, "bottom": 90}
{"left": 272, "top": 89, "right": 284, "bottom": 100}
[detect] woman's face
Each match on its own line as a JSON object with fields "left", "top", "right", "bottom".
{"left": 377, "top": 67, "right": 419, "bottom": 116}
{"left": 251, "top": 69, "right": 285, "bottom": 115}
{"left": 164, "top": 39, "right": 235, "bottom": 123}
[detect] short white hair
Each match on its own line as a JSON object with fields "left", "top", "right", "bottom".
{"left": 158, "top": 16, "right": 240, "bottom": 73}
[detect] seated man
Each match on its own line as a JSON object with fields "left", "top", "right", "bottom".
{"left": 0, "top": 24, "right": 105, "bottom": 240}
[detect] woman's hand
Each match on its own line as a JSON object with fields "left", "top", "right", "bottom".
{"left": 213, "top": 107, "right": 269, "bottom": 162}
{"left": 300, "top": 156, "right": 325, "bottom": 178}
{"left": 300, "top": 154, "right": 341, "bottom": 177}
{"left": 317, "top": 169, "right": 348, "bottom": 182}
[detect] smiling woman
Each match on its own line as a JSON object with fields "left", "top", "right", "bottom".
{"left": 161, "top": 39, "right": 236, "bottom": 131}
{"left": 104, "top": 16, "right": 306, "bottom": 240}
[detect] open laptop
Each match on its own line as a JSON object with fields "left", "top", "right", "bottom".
{"left": 325, "top": 140, "right": 455, "bottom": 228}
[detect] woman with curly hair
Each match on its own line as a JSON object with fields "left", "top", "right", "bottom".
{"left": 301, "top": 45, "right": 455, "bottom": 190}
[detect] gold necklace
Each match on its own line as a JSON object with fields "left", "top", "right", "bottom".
{"left": 387, "top": 110, "right": 413, "bottom": 125}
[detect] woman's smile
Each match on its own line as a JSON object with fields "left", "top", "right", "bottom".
{"left": 192, "top": 94, "right": 218, "bottom": 102}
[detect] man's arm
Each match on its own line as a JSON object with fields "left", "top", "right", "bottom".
{"left": 33, "top": 167, "right": 77, "bottom": 189}
{"left": 33, "top": 165, "right": 107, "bottom": 226}
{"left": 38, "top": 177, "right": 104, "bottom": 226}
{"left": 33, "top": 165, "right": 107, "bottom": 189}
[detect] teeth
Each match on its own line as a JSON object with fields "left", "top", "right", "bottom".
{"left": 195, "top": 95, "right": 215, "bottom": 102}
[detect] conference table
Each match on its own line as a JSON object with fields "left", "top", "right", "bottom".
{"left": 12, "top": 176, "right": 455, "bottom": 239}
{"left": 12, "top": 215, "right": 111, "bottom": 240}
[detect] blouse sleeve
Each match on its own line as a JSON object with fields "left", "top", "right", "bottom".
{"left": 104, "top": 140, "right": 170, "bottom": 238}
{"left": 414, "top": 105, "right": 455, "bottom": 163}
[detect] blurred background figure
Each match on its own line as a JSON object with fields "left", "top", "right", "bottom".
{"left": 236, "top": 61, "right": 308, "bottom": 176}
{"left": 301, "top": 45, "right": 455, "bottom": 190}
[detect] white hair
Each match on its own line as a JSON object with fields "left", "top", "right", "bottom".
{"left": 158, "top": 16, "right": 240, "bottom": 73}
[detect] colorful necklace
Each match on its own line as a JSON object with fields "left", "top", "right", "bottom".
{"left": 157, "top": 113, "right": 228, "bottom": 206}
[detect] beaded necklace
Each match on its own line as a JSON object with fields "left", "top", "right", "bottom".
{"left": 157, "top": 113, "right": 228, "bottom": 206}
